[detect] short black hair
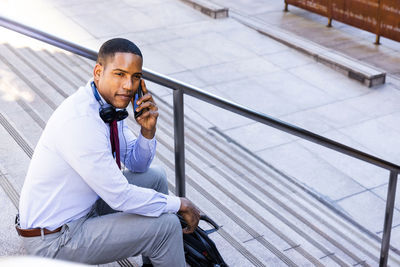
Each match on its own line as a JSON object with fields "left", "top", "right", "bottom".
{"left": 97, "top": 38, "right": 142, "bottom": 66}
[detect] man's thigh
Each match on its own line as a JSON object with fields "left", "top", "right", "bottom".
{"left": 56, "top": 212, "right": 183, "bottom": 265}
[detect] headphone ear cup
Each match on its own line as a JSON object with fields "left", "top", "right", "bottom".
{"left": 99, "top": 105, "right": 117, "bottom": 123}
{"left": 115, "top": 110, "right": 129, "bottom": 121}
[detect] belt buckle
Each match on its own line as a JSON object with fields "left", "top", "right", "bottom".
{"left": 15, "top": 213, "right": 21, "bottom": 236}
{"left": 15, "top": 213, "right": 20, "bottom": 226}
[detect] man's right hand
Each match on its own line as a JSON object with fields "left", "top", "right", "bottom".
{"left": 178, "top": 198, "right": 200, "bottom": 234}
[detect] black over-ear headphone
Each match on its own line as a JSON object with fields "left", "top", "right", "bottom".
{"left": 91, "top": 81, "right": 129, "bottom": 123}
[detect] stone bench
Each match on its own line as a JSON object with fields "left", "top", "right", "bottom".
{"left": 180, "top": 0, "right": 228, "bottom": 19}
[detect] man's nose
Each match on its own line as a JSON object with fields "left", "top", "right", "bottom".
{"left": 123, "top": 78, "right": 133, "bottom": 90}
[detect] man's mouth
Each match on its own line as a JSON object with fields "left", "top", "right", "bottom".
{"left": 116, "top": 94, "right": 133, "bottom": 100}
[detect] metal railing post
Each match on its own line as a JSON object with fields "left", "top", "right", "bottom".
{"left": 173, "top": 89, "right": 185, "bottom": 197}
{"left": 379, "top": 171, "right": 398, "bottom": 266}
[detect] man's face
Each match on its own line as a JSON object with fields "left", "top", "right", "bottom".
{"left": 94, "top": 52, "right": 143, "bottom": 109}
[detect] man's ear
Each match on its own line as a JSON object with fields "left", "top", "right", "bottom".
{"left": 93, "top": 63, "right": 103, "bottom": 82}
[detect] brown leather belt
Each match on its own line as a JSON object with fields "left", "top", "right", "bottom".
{"left": 15, "top": 226, "right": 62, "bottom": 237}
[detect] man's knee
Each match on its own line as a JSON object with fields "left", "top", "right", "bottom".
{"left": 154, "top": 214, "right": 182, "bottom": 245}
{"left": 150, "top": 166, "right": 168, "bottom": 194}
{"left": 123, "top": 165, "right": 168, "bottom": 194}
{"left": 163, "top": 213, "right": 181, "bottom": 233}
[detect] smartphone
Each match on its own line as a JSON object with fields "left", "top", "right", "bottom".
{"left": 134, "top": 82, "right": 143, "bottom": 118}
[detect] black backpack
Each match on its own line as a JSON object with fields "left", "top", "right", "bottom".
{"left": 178, "top": 214, "right": 228, "bottom": 267}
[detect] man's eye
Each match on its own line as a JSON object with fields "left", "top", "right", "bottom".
{"left": 115, "top": 73, "right": 123, "bottom": 76}
{"left": 133, "top": 74, "right": 141, "bottom": 80}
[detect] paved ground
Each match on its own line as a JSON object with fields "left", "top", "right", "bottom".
{"left": 209, "top": 0, "right": 400, "bottom": 79}
{"left": 0, "top": 0, "right": 399, "bottom": 253}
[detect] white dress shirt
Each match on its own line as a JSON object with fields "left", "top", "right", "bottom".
{"left": 19, "top": 80, "right": 181, "bottom": 230}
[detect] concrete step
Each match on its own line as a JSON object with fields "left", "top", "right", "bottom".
{"left": 180, "top": 0, "right": 229, "bottom": 19}
{"left": 0, "top": 167, "right": 24, "bottom": 256}
{"left": 1, "top": 41, "right": 400, "bottom": 266}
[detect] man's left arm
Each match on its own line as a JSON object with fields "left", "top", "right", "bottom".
{"left": 121, "top": 79, "right": 159, "bottom": 172}
{"left": 120, "top": 123, "right": 156, "bottom": 172}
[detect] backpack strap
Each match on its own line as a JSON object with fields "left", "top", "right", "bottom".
{"left": 200, "top": 214, "right": 220, "bottom": 235}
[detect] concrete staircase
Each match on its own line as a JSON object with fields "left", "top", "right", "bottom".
{"left": 0, "top": 40, "right": 399, "bottom": 266}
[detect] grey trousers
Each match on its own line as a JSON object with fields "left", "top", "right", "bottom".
{"left": 21, "top": 166, "right": 185, "bottom": 266}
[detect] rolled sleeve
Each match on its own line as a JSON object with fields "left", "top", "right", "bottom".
{"left": 121, "top": 123, "right": 157, "bottom": 172}
{"left": 164, "top": 195, "right": 181, "bottom": 213}
{"left": 137, "top": 132, "right": 156, "bottom": 151}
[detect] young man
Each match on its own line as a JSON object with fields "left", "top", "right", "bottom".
{"left": 17, "top": 38, "right": 199, "bottom": 267}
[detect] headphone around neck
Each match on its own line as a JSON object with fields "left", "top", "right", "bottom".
{"left": 91, "top": 81, "right": 129, "bottom": 123}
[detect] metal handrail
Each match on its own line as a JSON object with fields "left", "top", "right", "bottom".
{"left": 0, "top": 15, "right": 397, "bottom": 267}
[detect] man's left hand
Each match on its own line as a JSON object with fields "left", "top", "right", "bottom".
{"left": 132, "top": 79, "right": 158, "bottom": 139}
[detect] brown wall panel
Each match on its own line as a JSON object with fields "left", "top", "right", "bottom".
{"left": 331, "top": 0, "right": 380, "bottom": 33}
{"left": 286, "top": 0, "right": 329, "bottom": 16}
{"left": 286, "top": 0, "right": 400, "bottom": 42}
{"left": 380, "top": 0, "right": 400, "bottom": 41}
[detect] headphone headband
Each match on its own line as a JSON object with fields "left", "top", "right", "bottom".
{"left": 91, "top": 82, "right": 105, "bottom": 106}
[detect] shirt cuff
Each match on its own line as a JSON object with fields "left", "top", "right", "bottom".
{"left": 137, "top": 131, "right": 156, "bottom": 151}
{"left": 164, "top": 195, "right": 181, "bottom": 213}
